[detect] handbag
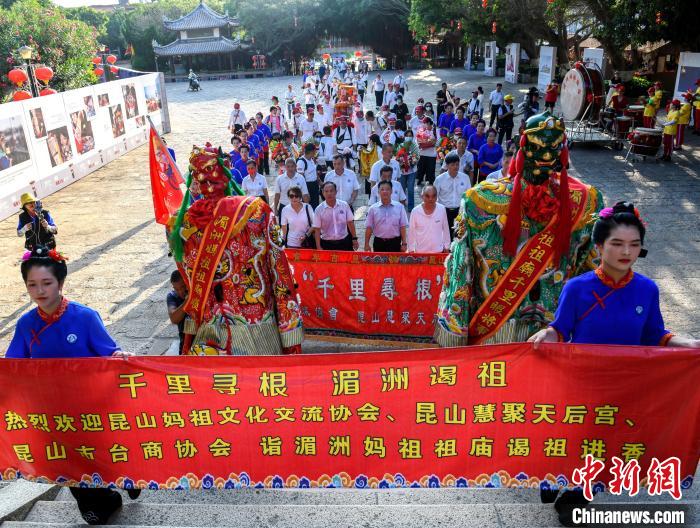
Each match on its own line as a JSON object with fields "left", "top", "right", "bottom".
{"left": 300, "top": 204, "right": 316, "bottom": 248}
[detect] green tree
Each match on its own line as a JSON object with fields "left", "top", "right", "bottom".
{"left": 63, "top": 6, "right": 108, "bottom": 41}
{"left": 0, "top": 0, "right": 98, "bottom": 96}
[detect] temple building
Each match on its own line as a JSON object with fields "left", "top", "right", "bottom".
{"left": 153, "top": 0, "right": 241, "bottom": 75}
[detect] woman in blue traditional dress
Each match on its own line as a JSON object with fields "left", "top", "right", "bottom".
{"left": 529, "top": 201, "right": 699, "bottom": 348}
{"left": 5, "top": 246, "right": 139, "bottom": 524}
{"left": 528, "top": 201, "right": 698, "bottom": 526}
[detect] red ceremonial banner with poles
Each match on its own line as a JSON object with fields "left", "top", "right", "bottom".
{"left": 147, "top": 117, "right": 184, "bottom": 225}
{"left": 285, "top": 249, "right": 447, "bottom": 341}
{"left": 1, "top": 343, "right": 698, "bottom": 493}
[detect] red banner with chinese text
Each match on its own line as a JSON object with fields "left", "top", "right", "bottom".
{"left": 1, "top": 344, "right": 699, "bottom": 492}
{"left": 285, "top": 249, "right": 447, "bottom": 340}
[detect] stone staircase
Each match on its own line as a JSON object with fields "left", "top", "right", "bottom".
{"left": 1, "top": 482, "right": 697, "bottom": 527}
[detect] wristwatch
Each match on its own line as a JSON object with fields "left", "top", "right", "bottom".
{"left": 352, "top": 236, "right": 358, "bottom": 240}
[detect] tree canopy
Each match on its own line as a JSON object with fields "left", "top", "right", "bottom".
{"left": 0, "top": 0, "right": 98, "bottom": 97}
{"left": 409, "top": 0, "right": 695, "bottom": 70}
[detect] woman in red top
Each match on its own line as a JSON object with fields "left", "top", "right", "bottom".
{"left": 609, "top": 84, "right": 628, "bottom": 116}
{"left": 544, "top": 81, "right": 559, "bottom": 111}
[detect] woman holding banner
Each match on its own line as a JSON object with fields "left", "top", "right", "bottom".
{"left": 528, "top": 201, "right": 698, "bottom": 526}
{"left": 5, "top": 246, "right": 138, "bottom": 524}
{"left": 529, "top": 201, "right": 699, "bottom": 348}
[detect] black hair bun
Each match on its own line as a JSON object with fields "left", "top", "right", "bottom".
{"left": 612, "top": 201, "right": 637, "bottom": 215}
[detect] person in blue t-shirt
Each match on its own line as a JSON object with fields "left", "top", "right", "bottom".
{"left": 437, "top": 102, "right": 455, "bottom": 137}
{"left": 477, "top": 128, "right": 504, "bottom": 182}
{"left": 449, "top": 107, "right": 469, "bottom": 135}
{"left": 5, "top": 246, "right": 140, "bottom": 524}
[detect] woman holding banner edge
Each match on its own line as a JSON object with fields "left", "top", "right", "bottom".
{"left": 5, "top": 246, "right": 140, "bottom": 525}
{"left": 528, "top": 201, "right": 699, "bottom": 526}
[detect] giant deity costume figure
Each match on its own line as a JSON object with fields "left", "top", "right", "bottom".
{"left": 434, "top": 111, "right": 603, "bottom": 346}
{"left": 170, "top": 145, "right": 303, "bottom": 355}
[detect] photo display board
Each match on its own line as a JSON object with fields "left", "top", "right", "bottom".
{"left": 0, "top": 72, "right": 167, "bottom": 221}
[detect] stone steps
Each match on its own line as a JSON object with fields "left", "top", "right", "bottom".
{"left": 4, "top": 492, "right": 697, "bottom": 528}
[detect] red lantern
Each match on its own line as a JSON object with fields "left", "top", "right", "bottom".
{"left": 547, "top": 0, "right": 554, "bottom": 3}
{"left": 13, "top": 90, "right": 32, "bottom": 101}
{"left": 91, "top": 57, "right": 102, "bottom": 65}
{"left": 8, "top": 68, "right": 28, "bottom": 85}
{"left": 34, "top": 66, "right": 54, "bottom": 83}
{"left": 322, "top": 53, "right": 330, "bottom": 60}
{"left": 354, "top": 51, "right": 362, "bottom": 57}
{"left": 482, "top": 0, "right": 488, "bottom": 7}
{"left": 110, "top": 66, "right": 118, "bottom": 74}
{"left": 39, "top": 87, "right": 57, "bottom": 96}
{"left": 457, "top": 21, "right": 463, "bottom": 30}
{"left": 421, "top": 51, "right": 428, "bottom": 58}
{"left": 492, "top": 21, "right": 497, "bottom": 33}
{"left": 94, "top": 67, "right": 104, "bottom": 76}
{"left": 421, "top": 44, "right": 428, "bottom": 51}
{"left": 106, "top": 54, "right": 117, "bottom": 64}
{"left": 655, "top": 11, "right": 662, "bottom": 23}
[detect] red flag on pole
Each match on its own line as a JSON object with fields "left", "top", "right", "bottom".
{"left": 148, "top": 119, "right": 184, "bottom": 225}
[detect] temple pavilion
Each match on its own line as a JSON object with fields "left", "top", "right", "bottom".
{"left": 153, "top": 0, "right": 241, "bottom": 74}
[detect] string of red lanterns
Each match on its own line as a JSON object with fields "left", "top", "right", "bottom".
{"left": 9, "top": 47, "right": 55, "bottom": 101}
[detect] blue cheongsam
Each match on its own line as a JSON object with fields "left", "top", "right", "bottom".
{"left": 550, "top": 270, "right": 672, "bottom": 346}
{"left": 6, "top": 302, "right": 119, "bottom": 358}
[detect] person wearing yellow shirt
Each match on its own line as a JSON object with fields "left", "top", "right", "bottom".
{"left": 693, "top": 79, "right": 700, "bottom": 135}
{"left": 643, "top": 86, "right": 656, "bottom": 128}
{"left": 661, "top": 100, "right": 679, "bottom": 162}
{"left": 675, "top": 92, "right": 693, "bottom": 149}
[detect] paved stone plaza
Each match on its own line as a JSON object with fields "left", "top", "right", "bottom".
{"left": 1, "top": 68, "right": 699, "bottom": 354}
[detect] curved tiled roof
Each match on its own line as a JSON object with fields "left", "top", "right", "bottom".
{"left": 163, "top": 1, "right": 239, "bottom": 31}
{"left": 153, "top": 36, "right": 241, "bottom": 57}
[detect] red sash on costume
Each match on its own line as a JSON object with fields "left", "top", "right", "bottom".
{"left": 183, "top": 197, "right": 253, "bottom": 324}
{"left": 467, "top": 180, "right": 589, "bottom": 344}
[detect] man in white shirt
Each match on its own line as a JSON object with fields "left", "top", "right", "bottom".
{"left": 324, "top": 155, "right": 360, "bottom": 209}
{"left": 486, "top": 150, "right": 513, "bottom": 182}
{"left": 441, "top": 137, "right": 474, "bottom": 174}
{"left": 313, "top": 181, "right": 358, "bottom": 251}
{"left": 466, "top": 91, "right": 481, "bottom": 117}
{"left": 365, "top": 111, "right": 383, "bottom": 136}
{"left": 407, "top": 185, "right": 451, "bottom": 253}
{"left": 298, "top": 109, "right": 319, "bottom": 143}
{"left": 433, "top": 152, "right": 471, "bottom": 239}
{"left": 369, "top": 165, "right": 406, "bottom": 206}
{"left": 315, "top": 104, "right": 331, "bottom": 130}
{"left": 303, "top": 83, "right": 317, "bottom": 110}
{"left": 333, "top": 116, "right": 356, "bottom": 167}
{"left": 352, "top": 110, "right": 370, "bottom": 148}
{"left": 393, "top": 69, "right": 408, "bottom": 95}
{"left": 488, "top": 83, "right": 505, "bottom": 128}
{"left": 274, "top": 158, "right": 310, "bottom": 219}
{"left": 228, "top": 103, "right": 247, "bottom": 133}
{"left": 283, "top": 85, "right": 296, "bottom": 119}
{"left": 296, "top": 143, "right": 319, "bottom": 208}
{"left": 383, "top": 84, "right": 397, "bottom": 109}
{"left": 409, "top": 105, "right": 426, "bottom": 134}
{"left": 369, "top": 143, "right": 401, "bottom": 184}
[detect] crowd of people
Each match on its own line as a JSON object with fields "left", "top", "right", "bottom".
{"left": 5, "top": 62, "right": 700, "bottom": 528}
{"left": 224, "top": 68, "right": 531, "bottom": 256}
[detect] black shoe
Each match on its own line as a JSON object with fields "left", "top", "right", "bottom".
{"left": 127, "top": 488, "right": 141, "bottom": 500}
{"left": 79, "top": 491, "right": 122, "bottom": 525}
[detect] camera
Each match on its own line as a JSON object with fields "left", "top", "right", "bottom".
{"left": 35, "top": 201, "right": 44, "bottom": 219}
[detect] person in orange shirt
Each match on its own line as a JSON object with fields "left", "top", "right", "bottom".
{"left": 675, "top": 92, "right": 693, "bottom": 150}
{"left": 660, "top": 99, "right": 679, "bottom": 161}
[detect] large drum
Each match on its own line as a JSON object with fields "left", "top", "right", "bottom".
{"left": 614, "top": 116, "right": 632, "bottom": 139}
{"left": 560, "top": 62, "right": 605, "bottom": 122}
{"left": 624, "top": 105, "right": 644, "bottom": 127}
{"left": 629, "top": 127, "right": 662, "bottom": 156}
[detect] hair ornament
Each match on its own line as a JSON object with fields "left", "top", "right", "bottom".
{"left": 599, "top": 207, "right": 614, "bottom": 219}
{"left": 48, "top": 249, "right": 68, "bottom": 263}
{"left": 22, "top": 250, "right": 32, "bottom": 261}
